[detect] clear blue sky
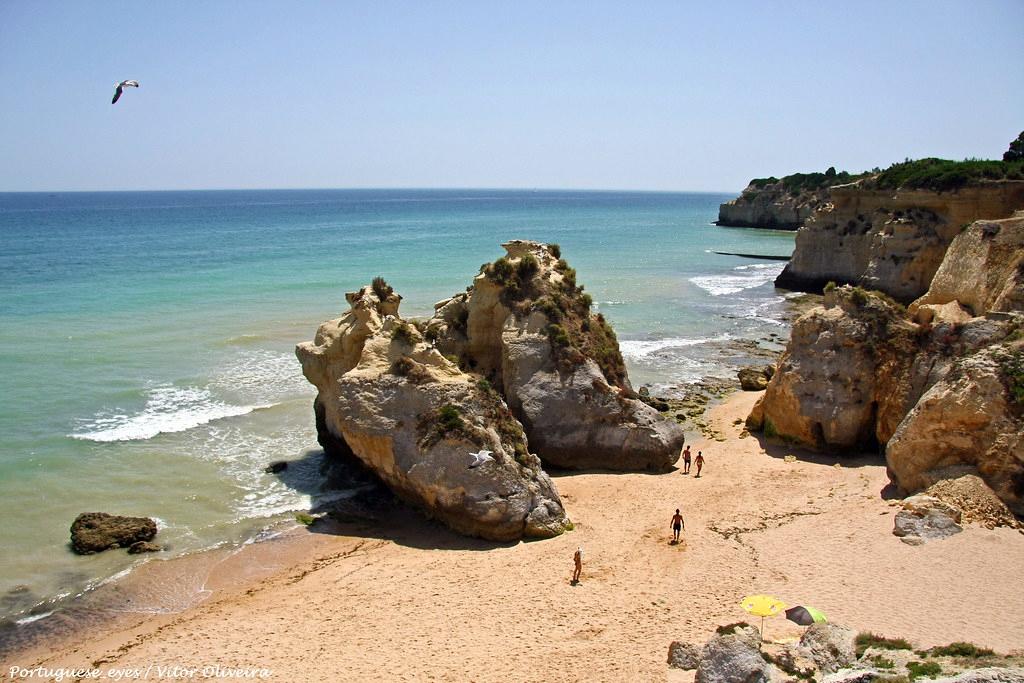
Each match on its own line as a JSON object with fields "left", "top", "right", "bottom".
{"left": 1, "top": 1, "right": 1022, "bottom": 192}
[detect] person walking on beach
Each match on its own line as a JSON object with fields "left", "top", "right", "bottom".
{"left": 682, "top": 446, "right": 692, "bottom": 474}
{"left": 572, "top": 547, "right": 583, "bottom": 584}
{"left": 695, "top": 451, "right": 705, "bottom": 478}
{"left": 671, "top": 509, "right": 685, "bottom": 543}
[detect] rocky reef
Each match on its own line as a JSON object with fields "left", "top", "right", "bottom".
{"left": 775, "top": 181, "right": 1024, "bottom": 302}
{"left": 296, "top": 242, "right": 684, "bottom": 540}
{"left": 749, "top": 215, "right": 1024, "bottom": 516}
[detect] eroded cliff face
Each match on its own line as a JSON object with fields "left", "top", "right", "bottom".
{"left": 775, "top": 181, "right": 1024, "bottom": 303}
{"left": 716, "top": 181, "right": 829, "bottom": 230}
{"left": 297, "top": 284, "right": 570, "bottom": 541}
{"left": 750, "top": 217, "right": 1024, "bottom": 516}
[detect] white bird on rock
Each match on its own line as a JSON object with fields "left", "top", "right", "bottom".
{"left": 467, "top": 449, "right": 494, "bottom": 469}
{"left": 112, "top": 80, "right": 139, "bottom": 104}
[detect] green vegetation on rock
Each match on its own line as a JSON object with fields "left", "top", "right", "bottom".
{"left": 872, "top": 157, "right": 1024, "bottom": 192}
{"left": 856, "top": 632, "right": 914, "bottom": 657}
{"left": 372, "top": 275, "right": 394, "bottom": 300}
{"left": 906, "top": 660, "right": 943, "bottom": 681}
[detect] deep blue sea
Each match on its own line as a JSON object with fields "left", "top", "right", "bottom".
{"left": 0, "top": 189, "right": 795, "bottom": 625}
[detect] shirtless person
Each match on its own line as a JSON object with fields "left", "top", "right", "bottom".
{"left": 572, "top": 547, "right": 583, "bottom": 584}
{"left": 682, "top": 446, "right": 692, "bottom": 474}
{"left": 671, "top": 509, "right": 685, "bottom": 542}
{"left": 695, "top": 451, "right": 705, "bottom": 477}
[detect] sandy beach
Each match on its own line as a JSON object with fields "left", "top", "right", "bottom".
{"left": 5, "top": 390, "right": 1024, "bottom": 682}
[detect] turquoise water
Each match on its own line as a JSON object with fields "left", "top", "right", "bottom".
{"left": 0, "top": 189, "right": 794, "bottom": 624}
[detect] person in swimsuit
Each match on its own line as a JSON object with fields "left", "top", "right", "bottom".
{"left": 572, "top": 547, "right": 583, "bottom": 584}
{"left": 695, "top": 451, "right": 705, "bottom": 477}
{"left": 682, "top": 446, "right": 692, "bottom": 474}
{"left": 671, "top": 509, "right": 684, "bottom": 542}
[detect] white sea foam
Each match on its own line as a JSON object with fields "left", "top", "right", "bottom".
{"left": 15, "top": 610, "right": 55, "bottom": 626}
{"left": 70, "top": 385, "right": 267, "bottom": 442}
{"left": 619, "top": 334, "right": 732, "bottom": 360}
{"left": 689, "top": 262, "right": 785, "bottom": 296}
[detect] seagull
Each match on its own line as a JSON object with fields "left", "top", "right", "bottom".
{"left": 467, "top": 449, "right": 494, "bottom": 469}
{"left": 112, "top": 80, "right": 139, "bottom": 104}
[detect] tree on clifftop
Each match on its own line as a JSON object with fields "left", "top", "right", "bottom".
{"left": 1004, "top": 131, "right": 1024, "bottom": 162}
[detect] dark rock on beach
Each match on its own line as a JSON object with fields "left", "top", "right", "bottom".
{"left": 264, "top": 460, "right": 289, "bottom": 474}
{"left": 70, "top": 512, "right": 158, "bottom": 555}
{"left": 127, "top": 541, "right": 163, "bottom": 554}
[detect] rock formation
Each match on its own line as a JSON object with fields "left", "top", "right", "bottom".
{"left": 423, "top": 241, "right": 684, "bottom": 471}
{"left": 892, "top": 494, "right": 963, "bottom": 545}
{"left": 749, "top": 216, "right": 1024, "bottom": 516}
{"left": 296, "top": 242, "right": 684, "bottom": 539}
{"left": 776, "top": 181, "right": 1024, "bottom": 303}
{"left": 70, "top": 512, "right": 158, "bottom": 555}
{"left": 671, "top": 621, "right": 1024, "bottom": 681}
{"left": 296, "top": 282, "right": 569, "bottom": 541}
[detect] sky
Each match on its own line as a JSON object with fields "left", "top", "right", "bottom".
{"left": 1, "top": 1, "right": 1022, "bottom": 192}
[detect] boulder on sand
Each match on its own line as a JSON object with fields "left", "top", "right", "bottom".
{"left": 892, "top": 494, "right": 963, "bottom": 544}
{"left": 70, "top": 512, "right": 158, "bottom": 555}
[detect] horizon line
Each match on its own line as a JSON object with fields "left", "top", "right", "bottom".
{"left": 0, "top": 185, "right": 740, "bottom": 196}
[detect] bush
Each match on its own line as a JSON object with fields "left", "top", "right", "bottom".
{"left": 849, "top": 286, "right": 869, "bottom": 307}
{"left": 391, "top": 322, "right": 417, "bottom": 345}
{"left": 869, "top": 655, "right": 895, "bottom": 669}
{"left": 548, "top": 243, "right": 561, "bottom": 258}
{"left": 998, "top": 349, "right": 1024, "bottom": 405}
{"left": 517, "top": 253, "right": 539, "bottom": 279}
{"left": 371, "top": 276, "right": 394, "bottom": 300}
{"left": 437, "top": 405, "right": 464, "bottom": 434}
{"left": 490, "top": 257, "right": 515, "bottom": 284}
{"left": 856, "top": 633, "right": 913, "bottom": 657}
{"left": 925, "top": 642, "right": 995, "bottom": 658}
{"left": 547, "top": 324, "right": 571, "bottom": 347}
{"left": 907, "top": 661, "right": 942, "bottom": 681}
{"left": 824, "top": 281, "right": 837, "bottom": 293}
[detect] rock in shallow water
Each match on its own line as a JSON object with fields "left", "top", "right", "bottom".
{"left": 70, "top": 512, "right": 157, "bottom": 555}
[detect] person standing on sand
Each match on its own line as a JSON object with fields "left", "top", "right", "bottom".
{"left": 572, "top": 547, "right": 583, "bottom": 584}
{"left": 671, "top": 509, "right": 684, "bottom": 542}
{"left": 695, "top": 451, "right": 705, "bottom": 477}
{"left": 682, "top": 446, "right": 692, "bottom": 474}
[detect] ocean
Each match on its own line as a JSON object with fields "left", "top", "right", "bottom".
{"left": 0, "top": 189, "right": 794, "bottom": 629}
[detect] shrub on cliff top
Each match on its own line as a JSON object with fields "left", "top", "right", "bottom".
{"left": 547, "top": 243, "right": 561, "bottom": 258}
{"left": 873, "top": 157, "right": 1024, "bottom": 192}
{"left": 372, "top": 276, "right": 394, "bottom": 300}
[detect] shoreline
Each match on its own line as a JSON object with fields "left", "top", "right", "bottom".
{"left": 6, "top": 391, "right": 1024, "bottom": 681}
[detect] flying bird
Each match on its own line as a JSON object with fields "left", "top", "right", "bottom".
{"left": 467, "top": 449, "right": 494, "bottom": 469}
{"left": 112, "top": 80, "right": 139, "bottom": 104}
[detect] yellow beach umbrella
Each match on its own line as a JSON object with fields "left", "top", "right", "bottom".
{"left": 740, "top": 594, "right": 786, "bottom": 636}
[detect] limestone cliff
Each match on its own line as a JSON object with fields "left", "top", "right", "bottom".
{"left": 716, "top": 181, "right": 828, "bottom": 230}
{"left": 775, "top": 181, "right": 1024, "bottom": 303}
{"left": 296, "top": 284, "right": 570, "bottom": 541}
{"left": 749, "top": 217, "right": 1024, "bottom": 515}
